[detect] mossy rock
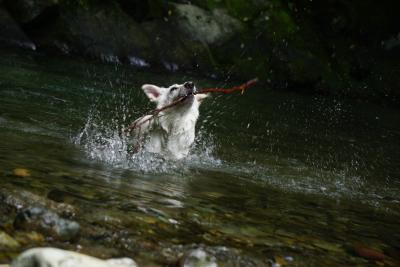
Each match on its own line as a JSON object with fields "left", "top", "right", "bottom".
{"left": 169, "top": 3, "right": 243, "bottom": 45}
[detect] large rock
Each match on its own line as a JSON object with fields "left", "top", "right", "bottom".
{"left": 142, "top": 20, "right": 214, "bottom": 72}
{"left": 0, "top": 5, "right": 36, "bottom": 49}
{"left": 30, "top": 1, "right": 155, "bottom": 65}
{"left": 171, "top": 3, "right": 243, "bottom": 45}
{"left": 11, "top": 248, "right": 137, "bottom": 267}
{"left": 211, "top": 2, "right": 344, "bottom": 91}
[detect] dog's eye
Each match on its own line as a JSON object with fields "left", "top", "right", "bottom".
{"left": 170, "top": 86, "right": 178, "bottom": 92}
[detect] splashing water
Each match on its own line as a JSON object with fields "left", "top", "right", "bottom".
{"left": 73, "top": 103, "right": 222, "bottom": 174}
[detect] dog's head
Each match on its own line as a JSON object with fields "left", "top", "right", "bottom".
{"left": 141, "top": 81, "right": 207, "bottom": 109}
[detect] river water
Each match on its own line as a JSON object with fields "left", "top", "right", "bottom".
{"left": 0, "top": 48, "right": 399, "bottom": 266}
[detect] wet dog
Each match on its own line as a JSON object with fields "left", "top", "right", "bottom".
{"left": 130, "top": 81, "right": 208, "bottom": 159}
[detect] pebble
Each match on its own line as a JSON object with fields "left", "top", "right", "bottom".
{"left": 354, "top": 246, "right": 385, "bottom": 261}
{"left": 12, "top": 168, "right": 30, "bottom": 177}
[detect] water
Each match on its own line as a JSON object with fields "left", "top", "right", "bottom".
{"left": 0, "top": 48, "right": 399, "bottom": 266}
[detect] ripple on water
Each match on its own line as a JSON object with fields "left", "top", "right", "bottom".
{"left": 73, "top": 110, "right": 399, "bottom": 215}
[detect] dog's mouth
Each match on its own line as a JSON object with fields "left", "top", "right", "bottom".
{"left": 176, "top": 81, "right": 196, "bottom": 99}
{"left": 184, "top": 81, "right": 196, "bottom": 95}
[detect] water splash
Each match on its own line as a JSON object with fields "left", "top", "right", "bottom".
{"left": 73, "top": 103, "right": 221, "bottom": 174}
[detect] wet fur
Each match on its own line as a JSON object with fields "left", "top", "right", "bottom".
{"left": 131, "top": 82, "right": 207, "bottom": 159}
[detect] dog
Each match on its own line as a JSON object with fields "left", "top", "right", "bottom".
{"left": 130, "top": 81, "right": 208, "bottom": 159}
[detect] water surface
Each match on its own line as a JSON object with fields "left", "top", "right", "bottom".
{"left": 0, "top": 48, "right": 399, "bottom": 266}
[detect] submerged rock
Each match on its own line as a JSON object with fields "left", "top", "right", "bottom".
{"left": 0, "top": 187, "right": 76, "bottom": 218}
{"left": 13, "top": 206, "right": 80, "bottom": 241}
{"left": 353, "top": 246, "right": 386, "bottom": 261}
{"left": 11, "top": 247, "right": 137, "bottom": 267}
{"left": 0, "top": 6, "right": 36, "bottom": 50}
{"left": 12, "top": 168, "right": 30, "bottom": 177}
{"left": 0, "top": 231, "right": 20, "bottom": 249}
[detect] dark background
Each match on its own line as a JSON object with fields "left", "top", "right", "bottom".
{"left": 1, "top": 0, "right": 399, "bottom": 104}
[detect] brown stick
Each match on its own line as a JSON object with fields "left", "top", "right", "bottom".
{"left": 196, "top": 78, "right": 259, "bottom": 94}
{"left": 125, "top": 78, "right": 258, "bottom": 133}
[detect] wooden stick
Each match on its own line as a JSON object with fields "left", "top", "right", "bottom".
{"left": 196, "top": 78, "right": 259, "bottom": 94}
{"left": 125, "top": 78, "right": 258, "bottom": 133}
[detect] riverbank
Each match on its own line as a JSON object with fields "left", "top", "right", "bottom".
{"left": 1, "top": 0, "right": 399, "bottom": 105}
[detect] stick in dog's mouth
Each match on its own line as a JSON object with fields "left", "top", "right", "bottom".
{"left": 125, "top": 78, "right": 258, "bottom": 133}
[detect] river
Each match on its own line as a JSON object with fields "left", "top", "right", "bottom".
{"left": 0, "top": 48, "right": 399, "bottom": 266}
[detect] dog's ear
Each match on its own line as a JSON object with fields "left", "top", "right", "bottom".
{"left": 196, "top": 93, "right": 209, "bottom": 104}
{"left": 142, "top": 84, "right": 164, "bottom": 102}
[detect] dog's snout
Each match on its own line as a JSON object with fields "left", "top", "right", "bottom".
{"left": 184, "top": 81, "right": 194, "bottom": 90}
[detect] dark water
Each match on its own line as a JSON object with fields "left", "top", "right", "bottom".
{"left": 1, "top": 48, "right": 399, "bottom": 266}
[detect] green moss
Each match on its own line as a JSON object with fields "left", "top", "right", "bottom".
{"left": 254, "top": 9, "right": 298, "bottom": 43}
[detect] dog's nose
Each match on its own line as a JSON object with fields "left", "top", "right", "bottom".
{"left": 184, "top": 81, "right": 194, "bottom": 90}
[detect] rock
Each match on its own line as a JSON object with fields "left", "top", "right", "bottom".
{"left": 171, "top": 3, "right": 243, "bottom": 45}
{"left": 12, "top": 168, "right": 30, "bottom": 177}
{"left": 30, "top": 1, "right": 155, "bottom": 65}
{"left": 4, "top": 0, "right": 57, "bottom": 24}
{"left": 142, "top": 20, "right": 213, "bottom": 72}
{"left": 0, "top": 6, "right": 36, "bottom": 50}
{"left": 0, "top": 187, "right": 76, "bottom": 218}
{"left": 11, "top": 247, "right": 138, "bottom": 267}
{"left": 0, "top": 231, "right": 20, "bottom": 249}
{"left": 13, "top": 206, "right": 80, "bottom": 241}
{"left": 180, "top": 248, "right": 217, "bottom": 267}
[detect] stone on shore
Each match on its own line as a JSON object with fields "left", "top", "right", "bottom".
{"left": 11, "top": 247, "right": 137, "bottom": 267}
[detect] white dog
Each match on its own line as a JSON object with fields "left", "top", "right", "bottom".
{"left": 130, "top": 81, "right": 208, "bottom": 159}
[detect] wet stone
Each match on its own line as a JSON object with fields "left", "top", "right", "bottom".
{"left": 0, "top": 188, "right": 77, "bottom": 218}
{"left": 11, "top": 247, "right": 138, "bottom": 267}
{"left": 180, "top": 248, "right": 217, "bottom": 267}
{"left": 13, "top": 206, "right": 80, "bottom": 241}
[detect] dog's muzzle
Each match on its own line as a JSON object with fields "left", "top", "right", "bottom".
{"left": 184, "top": 81, "right": 195, "bottom": 95}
